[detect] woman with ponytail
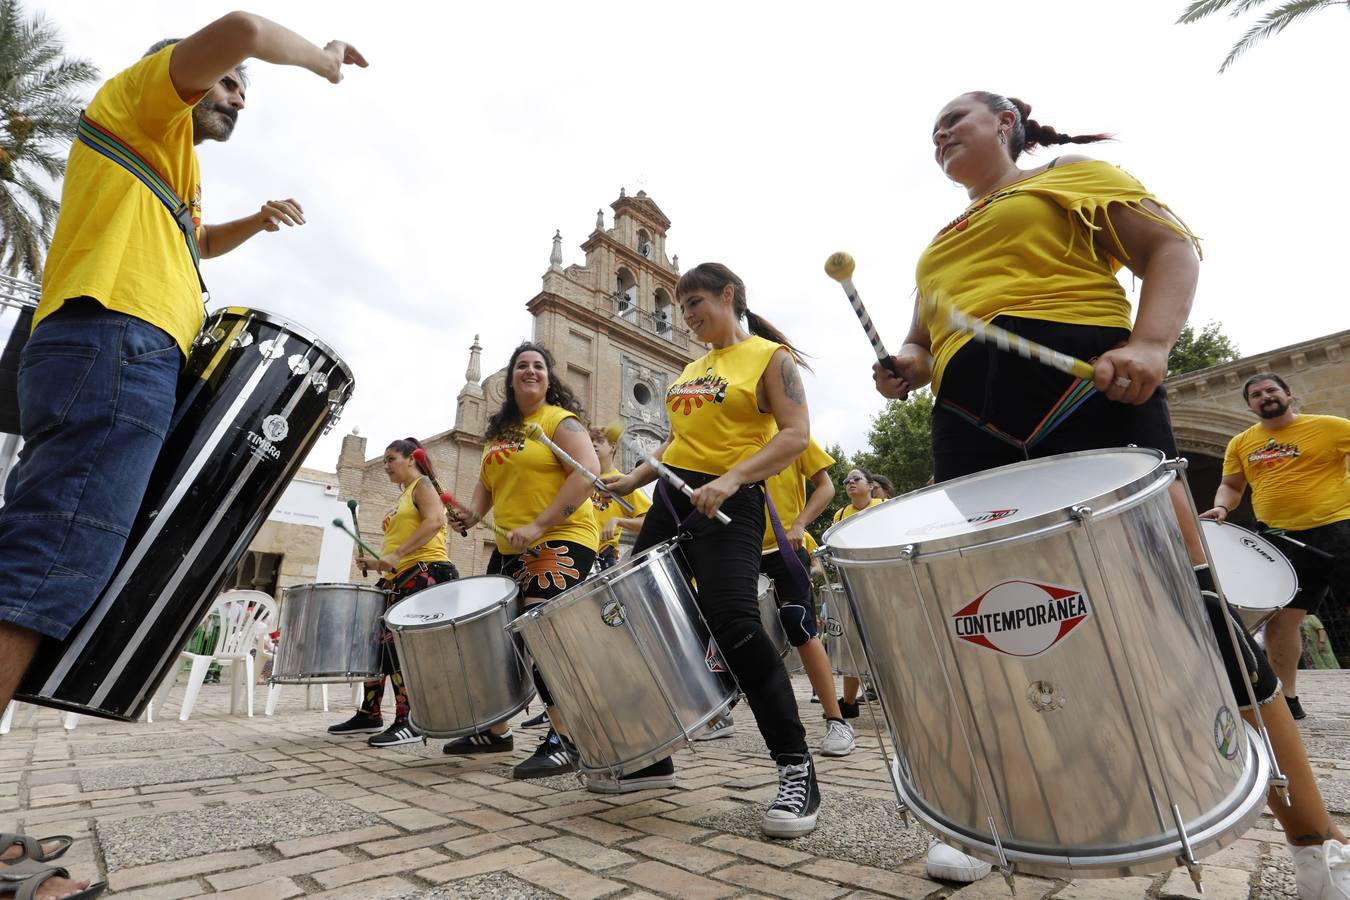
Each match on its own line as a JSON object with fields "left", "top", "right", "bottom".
{"left": 328, "top": 436, "right": 455, "bottom": 749}
{"left": 873, "top": 92, "right": 1350, "bottom": 893}
{"left": 603, "top": 262, "right": 821, "bottom": 838}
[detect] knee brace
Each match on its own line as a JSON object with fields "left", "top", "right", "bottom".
{"left": 777, "top": 602, "right": 816, "bottom": 647}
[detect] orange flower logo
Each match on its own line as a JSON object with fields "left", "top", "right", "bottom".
{"left": 667, "top": 369, "right": 728, "bottom": 416}
{"left": 485, "top": 433, "right": 526, "bottom": 465}
{"left": 513, "top": 543, "right": 582, "bottom": 592}
{"left": 591, "top": 490, "right": 613, "bottom": 511}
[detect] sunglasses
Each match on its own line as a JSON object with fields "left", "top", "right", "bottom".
{"left": 844, "top": 476, "right": 867, "bottom": 484}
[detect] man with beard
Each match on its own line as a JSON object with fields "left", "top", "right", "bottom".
{"left": 1203, "top": 373, "right": 1350, "bottom": 720}
{"left": 0, "top": 15, "right": 364, "bottom": 896}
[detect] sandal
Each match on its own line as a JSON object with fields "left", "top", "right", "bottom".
{"left": 0, "top": 836, "right": 73, "bottom": 864}
{"left": 0, "top": 859, "right": 106, "bottom": 899}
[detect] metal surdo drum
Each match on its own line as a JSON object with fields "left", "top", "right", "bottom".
{"left": 1200, "top": 519, "right": 1297, "bottom": 632}
{"left": 386, "top": 576, "right": 534, "bottom": 739}
{"left": 271, "top": 583, "right": 386, "bottom": 683}
{"left": 820, "top": 448, "right": 1271, "bottom": 881}
{"left": 757, "top": 574, "right": 789, "bottom": 656}
{"left": 510, "top": 540, "right": 737, "bottom": 777}
{"left": 18, "top": 307, "right": 354, "bottom": 720}
{"left": 820, "top": 584, "right": 869, "bottom": 678}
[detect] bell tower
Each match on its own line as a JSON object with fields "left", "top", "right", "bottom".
{"left": 527, "top": 189, "right": 701, "bottom": 470}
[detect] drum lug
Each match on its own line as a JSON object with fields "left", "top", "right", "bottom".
{"left": 1069, "top": 504, "right": 1093, "bottom": 523}
{"left": 897, "top": 544, "right": 917, "bottom": 561}
{"left": 1164, "top": 456, "right": 1189, "bottom": 473}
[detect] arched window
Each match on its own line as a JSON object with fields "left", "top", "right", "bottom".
{"left": 653, "top": 288, "right": 673, "bottom": 336}
{"left": 637, "top": 229, "right": 653, "bottom": 259}
{"left": 614, "top": 268, "right": 638, "bottom": 321}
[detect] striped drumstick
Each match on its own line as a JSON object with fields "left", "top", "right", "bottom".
{"left": 410, "top": 447, "right": 469, "bottom": 537}
{"left": 439, "top": 486, "right": 539, "bottom": 557}
{"left": 521, "top": 422, "right": 635, "bottom": 514}
{"left": 944, "top": 304, "right": 1097, "bottom": 381}
{"left": 824, "top": 252, "right": 901, "bottom": 379}
{"left": 645, "top": 455, "right": 732, "bottom": 525}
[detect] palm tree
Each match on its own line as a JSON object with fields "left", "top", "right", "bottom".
{"left": 1178, "top": 0, "right": 1349, "bottom": 72}
{"left": 0, "top": 0, "right": 97, "bottom": 278}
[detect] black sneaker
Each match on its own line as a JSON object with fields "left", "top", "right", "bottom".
{"left": 838, "top": 697, "right": 860, "bottom": 719}
{"left": 761, "top": 752, "right": 820, "bottom": 838}
{"left": 328, "top": 713, "right": 384, "bottom": 735}
{"left": 809, "top": 694, "right": 821, "bottom": 704}
{"left": 864, "top": 686, "right": 879, "bottom": 703}
{"left": 368, "top": 721, "right": 423, "bottom": 747}
{"left": 584, "top": 757, "right": 676, "bottom": 794}
{"left": 512, "top": 730, "right": 578, "bottom": 779}
{"left": 443, "top": 729, "right": 514, "bottom": 755}
{"left": 520, "top": 709, "right": 550, "bottom": 729}
{"left": 1287, "top": 695, "right": 1308, "bottom": 720}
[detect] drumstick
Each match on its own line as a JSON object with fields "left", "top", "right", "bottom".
{"left": 645, "top": 454, "right": 732, "bottom": 525}
{"left": 823, "top": 252, "right": 902, "bottom": 381}
{"left": 439, "top": 487, "right": 540, "bottom": 557}
{"left": 521, "top": 422, "right": 636, "bottom": 514}
{"left": 332, "top": 518, "right": 380, "bottom": 559}
{"left": 942, "top": 302, "right": 1097, "bottom": 382}
{"left": 346, "top": 498, "right": 368, "bottom": 577}
{"left": 410, "top": 447, "right": 469, "bottom": 537}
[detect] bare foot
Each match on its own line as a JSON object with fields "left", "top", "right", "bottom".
{"left": 0, "top": 837, "right": 66, "bottom": 862}
{"left": 33, "top": 875, "right": 94, "bottom": 899}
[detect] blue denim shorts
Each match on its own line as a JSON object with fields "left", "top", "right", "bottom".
{"left": 0, "top": 300, "right": 180, "bottom": 640}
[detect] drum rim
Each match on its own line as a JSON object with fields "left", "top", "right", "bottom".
{"left": 283, "top": 582, "right": 389, "bottom": 595}
{"left": 1199, "top": 518, "right": 1299, "bottom": 611}
{"left": 820, "top": 447, "right": 1168, "bottom": 561}
{"left": 506, "top": 539, "right": 683, "bottom": 631}
{"left": 207, "top": 306, "right": 355, "bottom": 385}
{"left": 385, "top": 574, "right": 518, "bottom": 630}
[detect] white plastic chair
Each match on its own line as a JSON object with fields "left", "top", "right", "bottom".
{"left": 0, "top": 702, "right": 79, "bottom": 734}
{"left": 156, "top": 590, "right": 276, "bottom": 721}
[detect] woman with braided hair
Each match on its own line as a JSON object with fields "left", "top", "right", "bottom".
{"left": 872, "top": 91, "right": 1350, "bottom": 896}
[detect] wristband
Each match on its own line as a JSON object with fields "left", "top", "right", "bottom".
{"left": 1215, "top": 504, "right": 1230, "bottom": 514}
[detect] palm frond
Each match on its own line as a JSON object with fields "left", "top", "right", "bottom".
{"left": 1177, "top": 0, "right": 1252, "bottom": 24}
{"left": 1219, "top": 0, "right": 1338, "bottom": 70}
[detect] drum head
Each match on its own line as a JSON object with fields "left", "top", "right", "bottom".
{"left": 1201, "top": 520, "right": 1298, "bottom": 611}
{"left": 824, "top": 448, "right": 1164, "bottom": 552}
{"left": 386, "top": 575, "right": 517, "bottom": 629}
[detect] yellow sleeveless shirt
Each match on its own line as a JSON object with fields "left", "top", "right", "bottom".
{"left": 381, "top": 476, "right": 449, "bottom": 574}
{"left": 663, "top": 336, "right": 783, "bottom": 477}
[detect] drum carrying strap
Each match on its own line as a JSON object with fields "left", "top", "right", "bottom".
{"left": 75, "top": 112, "right": 208, "bottom": 298}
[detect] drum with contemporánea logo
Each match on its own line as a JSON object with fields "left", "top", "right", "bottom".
{"left": 18, "top": 307, "right": 354, "bottom": 721}
{"left": 510, "top": 540, "right": 737, "bottom": 778}
{"left": 386, "top": 575, "right": 534, "bottom": 738}
{"left": 820, "top": 448, "right": 1271, "bottom": 880}
{"left": 1200, "top": 519, "right": 1297, "bottom": 632}
{"left": 272, "top": 583, "right": 386, "bottom": 684}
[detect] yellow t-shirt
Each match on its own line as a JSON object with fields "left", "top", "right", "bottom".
{"left": 381, "top": 477, "right": 449, "bottom": 574}
{"left": 833, "top": 497, "right": 883, "bottom": 523}
{"left": 593, "top": 470, "right": 653, "bottom": 552}
{"left": 39, "top": 46, "right": 206, "bottom": 356}
{"left": 916, "top": 160, "right": 1198, "bottom": 393}
{"left": 480, "top": 404, "right": 599, "bottom": 554}
{"left": 763, "top": 438, "right": 835, "bottom": 552}
{"left": 663, "top": 336, "right": 783, "bottom": 476}
{"left": 1223, "top": 415, "right": 1350, "bottom": 530}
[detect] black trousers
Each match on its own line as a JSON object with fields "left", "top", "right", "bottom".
{"left": 633, "top": 467, "right": 807, "bottom": 760}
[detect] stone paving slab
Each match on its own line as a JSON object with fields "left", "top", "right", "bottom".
{"left": 3, "top": 670, "right": 1349, "bottom": 897}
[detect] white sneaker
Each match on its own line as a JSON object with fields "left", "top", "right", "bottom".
{"left": 926, "top": 840, "right": 993, "bottom": 882}
{"left": 693, "top": 713, "right": 736, "bottom": 741}
{"left": 1289, "top": 839, "right": 1350, "bottom": 899}
{"left": 819, "top": 719, "right": 855, "bottom": 757}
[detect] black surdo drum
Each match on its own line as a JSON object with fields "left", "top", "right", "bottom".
{"left": 17, "top": 307, "right": 354, "bottom": 721}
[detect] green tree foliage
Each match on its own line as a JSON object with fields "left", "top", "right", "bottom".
{"left": 853, "top": 390, "right": 935, "bottom": 497}
{"left": 1168, "top": 320, "right": 1240, "bottom": 376}
{"left": 1178, "top": 0, "right": 1346, "bottom": 72}
{"left": 0, "top": 0, "right": 98, "bottom": 277}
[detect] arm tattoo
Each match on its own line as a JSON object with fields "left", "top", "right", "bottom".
{"left": 558, "top": 418, "right": 587, "bottom": 433}
{"left": 562, "top": 504, "right": 577, "bottom": 517}
{"left": 780, "top": 356, "right": 806, "bottom": 405}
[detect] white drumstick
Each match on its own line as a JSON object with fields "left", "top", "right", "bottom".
{"left": 645, "top": 455, "right": 732, "bottom": 525}
{"left": 522, "top": 422, "right": 635, "bottom": 514}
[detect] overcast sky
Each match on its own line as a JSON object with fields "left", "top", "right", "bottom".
{"left": 41, "top": 1, "right": 1348, "bottom": 471}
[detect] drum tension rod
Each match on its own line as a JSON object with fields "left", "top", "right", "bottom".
{"left": 987, "top": 817, "right": 1015, "bottom": 896}
{"left": 1172, "top": 803, "right": 1205, "bottom": 894}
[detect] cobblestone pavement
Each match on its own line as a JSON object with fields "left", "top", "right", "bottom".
{"left": 3, "top": 672, "right": 1348, "bottom": 898}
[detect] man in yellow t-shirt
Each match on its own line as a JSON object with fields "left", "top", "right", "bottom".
{"left": 588, "top": 424, "right": 651, "bottom": 571}
{"left": 1204, "top": 373, "right": 1350, "bottom": 720}
{"left": 0, "top": 12, "right": 367, "bottom": 791}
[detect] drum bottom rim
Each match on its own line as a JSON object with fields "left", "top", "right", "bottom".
{"left": 890, "top": 723, "right": 1272, "bottom": 879}
{"left": 575, "top": 697, "right": 735, "bottom": 779}
{"left": 408, "top": 693, "right": 536, "bottom": 740}
{"left": 12, "top": 693, "right": 136, "bottom": 723}
{"left": 270, "top": 673, "right": 381, "bottom": 685}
